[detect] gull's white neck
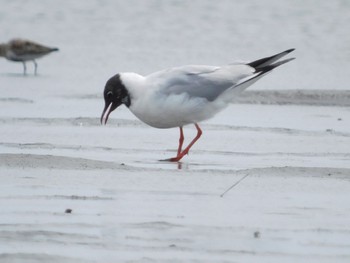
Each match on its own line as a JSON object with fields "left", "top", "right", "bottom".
{"left": 119, "top": 72, "right": 146, "bottom": 101}
{"left": 120, "top": 72, "right": 164, "bottom": 127}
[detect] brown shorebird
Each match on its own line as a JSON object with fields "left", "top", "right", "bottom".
{"left": 0, "top": 39, "right": 59, "bottom": 75}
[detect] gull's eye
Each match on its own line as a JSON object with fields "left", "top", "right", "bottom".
{"left": 107, "top": 91, "right": 113, "bottom": 98}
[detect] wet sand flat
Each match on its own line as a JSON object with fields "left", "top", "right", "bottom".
{"left": 1, "top": 96, "right": 350, "bottom": 262}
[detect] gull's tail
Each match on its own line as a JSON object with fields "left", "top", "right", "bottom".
{"left": 247, "top": 48, "right": 295, "bottom": 70}
{"left": 230, "top": 49, "right": 295, "bottom": 95}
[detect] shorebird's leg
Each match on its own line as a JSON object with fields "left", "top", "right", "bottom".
{"left": 22, "top": 61, "right": 27, "bottom": 75}
{"left": 177, "top": 127, "right": 184, "bottom": 155}
{"left": 165, "top": 123, "right": 202, "bottom": 162}
{"left": 33, "top": 60, "right": 38, "bottom": 75}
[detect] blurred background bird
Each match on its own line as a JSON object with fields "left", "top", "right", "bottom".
{"left": 0, "top": 38, "right": 59, "bottom": 75}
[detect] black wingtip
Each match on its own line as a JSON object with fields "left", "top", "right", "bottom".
{"left": 248, "top": 49, "right": 295, "bottom": 70}
{"left": 256, "top": 57, "right": 295, "bottom": 75}
{"left": 285, "top": 48, "right": 295, "bottom": 53}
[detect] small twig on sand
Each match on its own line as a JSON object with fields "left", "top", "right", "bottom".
{"left": 220, "top": 173, "right": 250, "bottom": 197}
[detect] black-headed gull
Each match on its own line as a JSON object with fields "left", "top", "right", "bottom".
{"left": 0, "top": 39, "right": 59, "bottom": 75}
{"left": 101, "top": 49, "right": 295, "bottom": 162}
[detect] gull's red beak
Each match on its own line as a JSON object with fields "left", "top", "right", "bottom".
{"left": 100, "top": 102, "right": 113, "bottom": 125}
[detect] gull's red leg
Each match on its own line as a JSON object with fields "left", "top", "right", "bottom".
{"left": 177, "top": 127, "right": 184, "bottom": 155}
{"left": 168, "top": 123, "right": 202, "bottom": 162}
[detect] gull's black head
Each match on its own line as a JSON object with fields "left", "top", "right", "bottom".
{"left": 100, "top": 74, "right": 131, "bottom": 125}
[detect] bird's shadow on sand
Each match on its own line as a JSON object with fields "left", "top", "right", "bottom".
{"left": 159, "top": 159, "right": 186, "bottom": 170}
{"left": 139, "top": 157, "right": 210, "bottom": 170}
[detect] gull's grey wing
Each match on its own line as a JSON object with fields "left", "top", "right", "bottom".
{"left": 145, "top": 49, "right": 295, "bottom": 102}
{"left": 148, "top": 65, "right": 253, "bottom": 101}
